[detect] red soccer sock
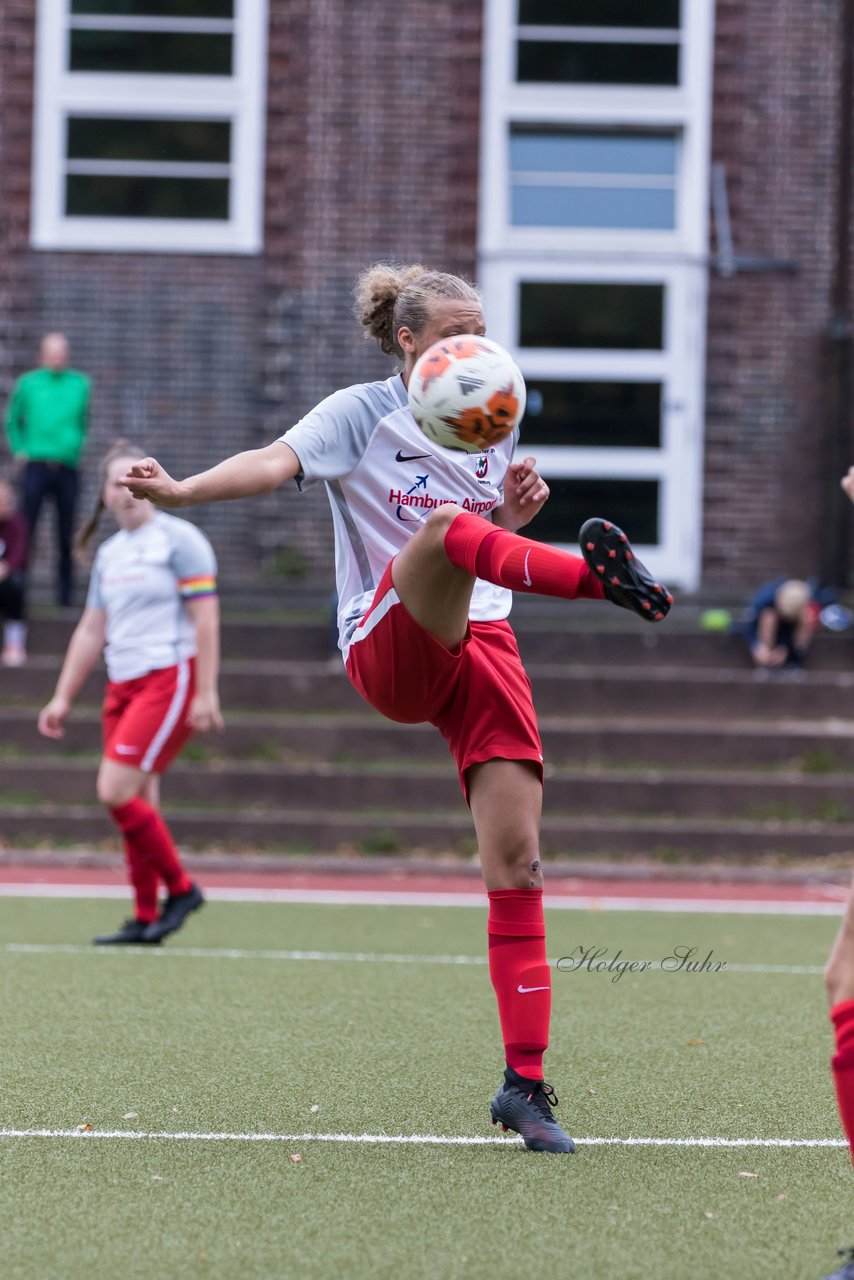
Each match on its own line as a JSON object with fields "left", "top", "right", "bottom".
{"left": 487, "top": 888, "right": 551, "bottom": 1080}
{"left": 444, "top": 510, "right": 605, "bottom": 600}
{"left": 122, "top": 844, "right": 159, "bottom": 923}
{"left": 831, "top": 999, "right": 854, "bottom": 1162}
{"left": 110, "top": 798, "right": 192, "bottom": 902}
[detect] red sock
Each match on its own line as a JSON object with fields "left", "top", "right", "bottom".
{"left": 444, "top": 510, "right": 605, "bottom": 600}
{"left": 831, "top": 999, "right": 854, "bottom": 1162}
{"left": 121, "top": 842, "right": 159, "bottom": 923}
{"left": 487, "top": 888, "right": 551, "bottom": 1080}
{"left": 110, "top": 798, "right": 192, "bottom": 901}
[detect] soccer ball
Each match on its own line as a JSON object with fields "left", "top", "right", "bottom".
{"left": 408, "top": 335, "right": 526, "bottom": 453}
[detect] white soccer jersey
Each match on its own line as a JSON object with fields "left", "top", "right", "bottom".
{"left": 86, "top": 511, "right": 218, "bottom": 682}
{"left": 280, "top": 374, "right": 517, "bottom": 654}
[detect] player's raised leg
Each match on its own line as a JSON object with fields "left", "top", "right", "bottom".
{"left": 436, "top": 506, "right": 672, "bottom": 622}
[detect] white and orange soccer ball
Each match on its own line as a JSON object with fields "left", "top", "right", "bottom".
{"left": 407, "top": 335, "right": 526, "bottom": 453}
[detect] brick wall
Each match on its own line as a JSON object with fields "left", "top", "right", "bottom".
{"left": 704, "top": 0, "right": 852, "bottom": 589}
{"left": 0, "top": 0, "right": 484, "bottom": 600}
{"left": 2, "top": 1, "right": 852, "bottom": 599}
{"left": 0, "top": 0, "right": 36, "bottom": 405}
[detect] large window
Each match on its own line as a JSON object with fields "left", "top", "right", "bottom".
{"left": 31, "top": 0, "right": 267, "bottom": 253}
{"left": 479, "top": 0, "right": 714, "bottom": 589}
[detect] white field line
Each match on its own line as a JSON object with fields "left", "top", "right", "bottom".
{"left": 0, "top": 1127, "right": 845, "bottom": 1149}
{"left": 1, "top": 942, "right": 826, "bottom": 975}
{"left": 0, "top": 883, "right": 845, "bottom": 916}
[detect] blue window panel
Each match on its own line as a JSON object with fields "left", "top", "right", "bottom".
{"left": 510, "top": 132, "right": 677, "bottom": 177}
{"left": 512, "top": 184, "right": 675, "bottom": 229}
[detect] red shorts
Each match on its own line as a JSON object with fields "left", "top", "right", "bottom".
{"left": 345, "top": 565, "right": 542, "bottom": 798}
{"left": 102, "top": 658, "right": 195, "bottom": 775}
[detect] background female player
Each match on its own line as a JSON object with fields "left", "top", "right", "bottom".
{"left": 121, "top": 264, "right": 672, "bottom": 1152}
{"left": 38, "top": 440, "right": 222, "bottom": 946}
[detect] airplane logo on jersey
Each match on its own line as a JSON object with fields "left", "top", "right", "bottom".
{"left": 391, "top": 473, "right": 495, "bottom": 523}
{"left": 395, "top": 474, "right": 430, "bottom": 522}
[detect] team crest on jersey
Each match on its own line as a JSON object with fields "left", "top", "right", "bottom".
{"left": 475, "top": 456, "right": 488, "bottom": 479}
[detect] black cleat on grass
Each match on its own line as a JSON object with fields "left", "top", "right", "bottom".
{"left": 821, "top": 1247, "right": 854, "bottom": 1279}
{"left": 490, "top": 1066, "right": 576, "bottom": 1153}
{"left": 579, "top": 517, "right": 673, "bottom": 623}
{"left": 142, "top": 882, "right": 205, "bottom": 943}
{"left": 93, "top": 918, "right": 161, "bottom": 946}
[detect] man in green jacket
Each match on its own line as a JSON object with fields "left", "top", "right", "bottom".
{"left": 5, "top": 333, "right": 91, "bottom": 606}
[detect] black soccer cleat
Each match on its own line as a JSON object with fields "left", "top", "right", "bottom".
{"left": 821, "top": 1247, "right": 854, "bottom": 1279}
{"left": 490, "top": 1066, "right": 576, "bottom": 1153}
{"left": 141, "top": 882, "right": 205, "bottom": 943}
{"left": 579, "top": 517, "right": 673, "bottom": 623}
{"left": 93, "top": 918, "right": 161, "bottom": 946}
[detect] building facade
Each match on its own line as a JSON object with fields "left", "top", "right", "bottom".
{"left": 0, "top": 0, "right": 851, "bottom": 597}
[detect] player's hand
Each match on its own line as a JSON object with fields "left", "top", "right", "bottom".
{"left": 38, "top": 696, "right": 71, "bottom": 739}
{"left": 121, "top": 458, "right": 187, "bottom": 509}
{"left": 187, "top": 691, "right": 224, "bottom": 734}
{"left": 842, "top": 467, "right": 854, "bottom": 504}
{"left": 498, "top": 456, "right": 550, "bottom": 529}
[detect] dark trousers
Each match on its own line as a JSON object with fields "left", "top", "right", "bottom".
{"left": 22, "top": 461, "right": 79, "bottom": 607}
{"left": 0, "top": 572, "right": 25, "bottom": 622}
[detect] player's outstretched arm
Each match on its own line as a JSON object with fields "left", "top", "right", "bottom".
{"left": 121, "top": 441, "right": 301, "bottom": 509}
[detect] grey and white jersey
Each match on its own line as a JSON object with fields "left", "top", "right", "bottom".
{"left": 86, "top": 511, "right": 218, "bottom": 682}
{"left": 280, "top": 374, "right": 517, "bottom": 655}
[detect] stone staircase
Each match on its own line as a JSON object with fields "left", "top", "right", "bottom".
{"left": 3, "top": 607, "right": 854, "bottom": 862}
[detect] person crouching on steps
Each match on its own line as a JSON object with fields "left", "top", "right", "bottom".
{"left": 37, "top": 441, "right": 223, "bottom": 944}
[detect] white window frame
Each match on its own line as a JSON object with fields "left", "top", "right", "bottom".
{"left": 479, "top": 0, "right": 714, "bottom": 590}
{"left": 482, "top": 258, "right": 706, "bottom": 589}
{"left": 31, "top": 0, "right": 268, "bottom": 254}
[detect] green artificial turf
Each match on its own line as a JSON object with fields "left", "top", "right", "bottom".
{"left": 0, "top": 897, "right": 852, "bottom": 1280}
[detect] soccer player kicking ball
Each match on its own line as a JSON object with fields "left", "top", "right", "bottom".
{"left": 121, "top": 264, "right": 672, "bottom": 1152}
{"left": 818, "top": 467, "right": 854, "bottom": 1276}
{"left": 38, "top": 441, "right": 222, "bottom": 946}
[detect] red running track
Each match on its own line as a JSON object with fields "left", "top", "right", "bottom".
{"left": 0, "top": 862, "right": 849, "bottom": 907}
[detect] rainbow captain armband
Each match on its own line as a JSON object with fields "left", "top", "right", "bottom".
{"left": 179, "top": 575, "right": 218, "bottom": 600}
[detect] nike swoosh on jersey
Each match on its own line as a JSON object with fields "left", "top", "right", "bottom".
{"left": 522, "top": 548, "right": 533, "bottom": 587}
{"left": 517, "top": 984, "right": 550, "bottom": 994}
{"left": 114, "top": 744, "right": 140, "bottom": 755}
{"left": 395, "top": 450, "right": 432, "bottom": 462}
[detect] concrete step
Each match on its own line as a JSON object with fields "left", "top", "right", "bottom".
{"left": 21, "top": 612, "right": 854, "bottom": 669}
{"left": 2, "top": 801, "right": 853, "bottom": 858}
{"left": 5, "top": 656, "right": 854, "bottom": 718}
{"left": 2, "top": 707, "right": 853, "bottom": 771}
{"left": 1, "top": 757, "right": 853, "bottom": 822}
